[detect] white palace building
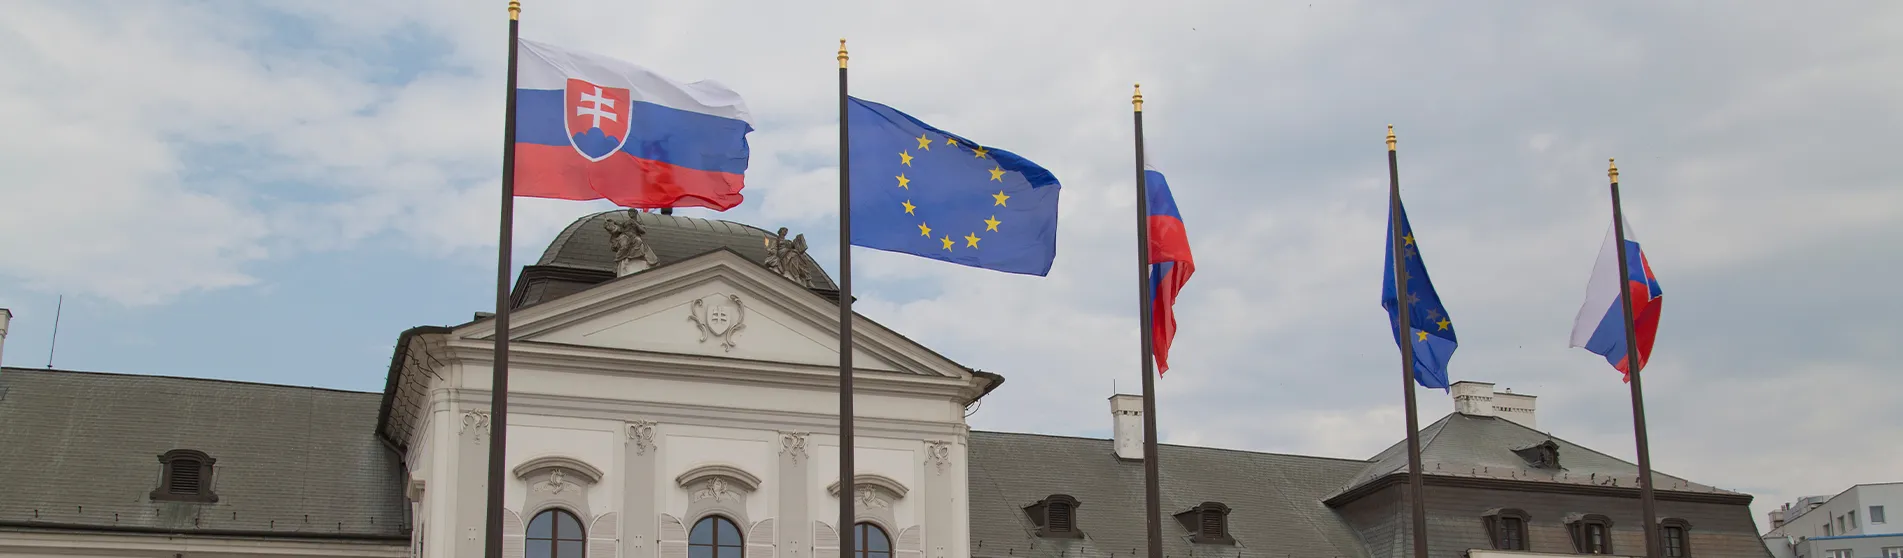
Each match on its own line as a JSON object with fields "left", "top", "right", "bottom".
{"left": 0, "top": 211, "right": 1772, "bottom": 558}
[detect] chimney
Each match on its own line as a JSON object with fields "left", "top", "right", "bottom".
{"left": 0, "top": 308, "right": 11, "bottom": 367}
{"left": 1109, "top": 394, "right": 1144, "bottom": 460}
{"left": 1492, "top": 387, "right": 1538, "bottom": 430}
{"left": 1451, "top": 381, "right": 1495, "bottom": 417}
{"left": 1449, "top": 381, "right": 1539, "bottom": 429}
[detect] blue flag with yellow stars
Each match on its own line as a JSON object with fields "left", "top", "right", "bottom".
{"left": 1382, "top": 201, "right": 1457, "bottom": 390}
{"left": 846, "top": 97, "right": 1060, "bottom": 276}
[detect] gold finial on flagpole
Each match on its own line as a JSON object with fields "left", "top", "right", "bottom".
{"left": 838, "top": 39, "right": 848, "bottom": 68}
{"left": 1386, "top": 125, "right": 1396, "bottom": 151}
{"left": 1132, "top": 84, "right": 1143, "bottom": 112}
{"left": 1608, "top": 158, "right": 1619, "bottom": 183}
{"left": 508, "top": 0, "right": 520, "bottom": 20}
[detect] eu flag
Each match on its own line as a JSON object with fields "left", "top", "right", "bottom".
{"left": 1382, "top": 201, "right": 1457, "bottom": 389}
{"left": 847, "top": 97, "right": 1061, "bottom": 275}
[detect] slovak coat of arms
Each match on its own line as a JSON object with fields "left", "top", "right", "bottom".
{"left": 689, "top": 294, "right": 746, "bottom": 351}
{"left": 564, "top": 77, "right": 633, "bottom": 162}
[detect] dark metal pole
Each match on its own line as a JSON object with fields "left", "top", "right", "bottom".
{"left": 1386, "top": 126, "right": 1430, "bottom": 558}
{"left": 1132, "top": 85, "right": 1164, "bottom": 558}
{"left": 1608, "top": 158, "right": 1661, "bottom": 558}
{"left": 836, "top": 38, "right": 858, "bottom": 558}
{"left": 483, "top": 3, "right": 521, "bottom": 558}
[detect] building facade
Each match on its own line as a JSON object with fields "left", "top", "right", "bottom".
{"left": 0, "top": 211, "right": 1776, "bottom": 558}
{"left": 1762, "top": 483, "right": 1903, "bottom": 558}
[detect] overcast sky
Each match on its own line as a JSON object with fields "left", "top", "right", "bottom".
{"left": 2, "top": 1, "right": 1899, "bottom": 534}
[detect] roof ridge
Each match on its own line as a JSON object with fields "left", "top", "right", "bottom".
{"left": 0, "top": 367, "right": 379, "bottom": 395}
{"left": 969, "top": 429, "right": 1374, "bottom": 464}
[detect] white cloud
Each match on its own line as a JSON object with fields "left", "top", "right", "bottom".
{"left": 4, "top": 0, "right": 1901, "bottom": 535}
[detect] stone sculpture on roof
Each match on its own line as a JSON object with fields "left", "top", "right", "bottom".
{"left": 763, "top": 227, "right": 814, "bottom": 287}
{"left": 604, "top": 209, "right": 659, "bottom": 276}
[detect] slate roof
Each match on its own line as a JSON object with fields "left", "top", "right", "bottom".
{"left": 536, "top": 210, "right": 837, "bottom": 289}
{"left": 1330, "top": 412, "right": 1738, "bottom": 501}
{"left": 969, "top": 431, "right": 1373, "bottom": 558}
{"left": 0, "top": 368, "right": 408, "bottom": 540}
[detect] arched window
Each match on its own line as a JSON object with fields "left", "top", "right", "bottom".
{"left": 690, "top": 516, "right": 744, "bottom": 558}
{"left": 855, "top": 523, "right": 892, "bottom": 558}
{"left": 528, "top": 509, "right": 586, "bottom": 558}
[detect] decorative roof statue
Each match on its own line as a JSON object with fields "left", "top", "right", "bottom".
{"left": 604, "top": 209, "right": 659, "bottom": 276}
{"left": 763, "top": 227, "right": 813, "bottom": 287}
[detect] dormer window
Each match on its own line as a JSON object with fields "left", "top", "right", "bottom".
{"left": 150, "top": 449, "right": 218, "bottom": 503}
{"left": 1511, "top": 440, "right": 1561, "bottom": 469}
{"left": 1023, "top": 494, "right": 1082, "bottom": 538}
{"left": 1482, "top": 508, "right": 1531, "bottom": 551}
{"left": 1174, "top": 502, "right": 1234, "bottom": 545}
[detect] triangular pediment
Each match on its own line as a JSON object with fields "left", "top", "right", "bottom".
{"left": 456, "top": 249, "right": 966, "bottom": 380}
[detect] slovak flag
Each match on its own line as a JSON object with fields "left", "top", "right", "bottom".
{"left": 1569, "top": 217, "right": 1663, "bottom": 381}
{"left": 512, "top": 38, "right": 754, "bottom": 211}
{"left": 1144, "top": 156, "right": 1194, "bottom": 374}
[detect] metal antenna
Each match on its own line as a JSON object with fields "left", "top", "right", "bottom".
{"left": 46, "top": 295, "right": 62, "bottom": 369}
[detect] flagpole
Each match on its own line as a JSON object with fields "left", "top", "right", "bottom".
{"left": 1608, "top": 158, "right": 1661, "bottom": 558}
{"left": 1132, "top": 84, "right": 1164, "bottom": 558}
{"left": 483, "top": 2, "right": 521, "bottom": 558}
{"left": 835, "top": 38, "right": 859, "bottom": 558}
{"left": 1386, "top": 126, "right": 1429, "bottom": 558}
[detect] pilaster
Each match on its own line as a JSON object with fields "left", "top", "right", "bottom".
{"left": 624, "top": 420, "right": 659, "bottom": 558}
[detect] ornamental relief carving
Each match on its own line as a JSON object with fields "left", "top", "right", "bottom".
{"left": 627, "top": 420, "right": 658, "bottom": 454}
{"left": 688, "top": 294, "right": 747, "bottom": 351}
{"left": 461, "top": 411, "right": 491, "bottom": 441}
{"left": 534, "top": 469, "right": 574, "bottom": 494}
{"left": 855, "top": 486, "right": 889, "bottom": 510}
{"left": 780, "top": 432, "right": 810, "bottom": 464}
{"left": 925, "top": 440, "right": 952, "bottom": 475}
{"left": 692, "top": 477, "right": 741, "bottom": 504}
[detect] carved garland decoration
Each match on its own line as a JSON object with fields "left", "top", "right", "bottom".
{"left": 925, "top": 440, "right": 953, "bottom": 475}
{"left": 461, "top": 411, "right": 492, "bottom": 442}
{"left": 781, "top": 432, "right": 810, "bottom": 464}
{"left": 627, "top": 420, "right": 658, "bottom": 455}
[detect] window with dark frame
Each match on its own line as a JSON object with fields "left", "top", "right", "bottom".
{"left": 1660, "top": 518, "right": 1693, "bottom": 558}
{"left": 690, "top": 515, "right": 744, "bottom": 558}
{"left": 854, "top": 523, "right": 892, "bottom": 558}
{"left": 1022, "top": 494, "right": 1082, "bottom": 538}
{"left": 528, "top": 508, "right": 587, "bottom": 558}
{"left": 150, "top": 449, "right": 219, "bottom": 503}
{"left": 1482, "top": 508, "right": 1531, "bottom": 551}
{"left": 1566, "top": 513, "right": 1614, "bottom": 555}
{"left": 1172, "top": 502, "right": 1234, "bottom": 545}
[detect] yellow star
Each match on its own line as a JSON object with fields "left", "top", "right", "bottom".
{"left": 1436, "top": 317, "right": 1452, "bottom": 331}
{"left": 1402, "top": 233, "right": 1415, "bottom": 246}
{"left": 902, "top": 200, "right": 916, "bottom": 215}
{"left": 940, "top": 235, "right": 955, "bottom": 250}
{"left": 973, "top": 146, "right": 989, "bottom": 159}
{"left": 964, "top": 232, "right": 981, "bottom": 248}
{"left": 945, "top": 137, "right": 959, "bottom": 147}
{"left": 1416, "top": 330, "right": 1429, "bottom": 342}
{"left": 899, "top": 151, "right": 914, "bottom": 166}
{"left": 896, "top": 174, "right": 910, "bottom": 189}
{"left": 916, "top": 133, "right": 931, "bottom": 150}
{"left": 984, "top": 215, "right": 1001, "bottom": 231}
{"left": 988, "top": 167, "right": 1005, "bottom": 181}
{"left": 918, "top": 222, "right": 932, "bottom": 237}
{"left": 992, "top": 190, "right": 1010, "bottom": 206}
